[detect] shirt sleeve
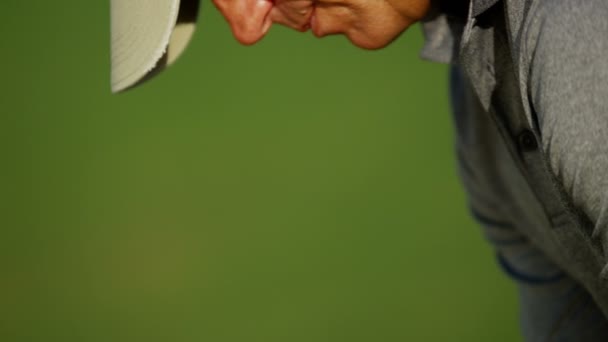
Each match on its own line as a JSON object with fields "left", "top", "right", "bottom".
{"left": 528, "top": 0, "right": 608, "bottom": 249}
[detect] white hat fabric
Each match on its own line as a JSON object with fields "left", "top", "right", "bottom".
{"left": 111, "top": 0, "right": 200, "bottom": 93}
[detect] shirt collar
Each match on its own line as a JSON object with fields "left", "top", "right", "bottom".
{"left": 420, "top": 0, "right": 501, "bottom": 64}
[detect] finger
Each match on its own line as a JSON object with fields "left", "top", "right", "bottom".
{"left": 269, "top": 7, "right": 310, "bottom": 31}
{"left": 270, "top": 0, "right": 313, "bottom": 31}
{"left": 213, "top": 0, "right": 274, "bottom": 45}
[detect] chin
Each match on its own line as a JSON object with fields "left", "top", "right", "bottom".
{"left": 347, "top": 28, "right": 409, "bottom": 50}
{"left": 350, "top": 37, "right": 394, "bottom": 50}
{"left": 348, "top": 36, "right": 397, "bottom": 50}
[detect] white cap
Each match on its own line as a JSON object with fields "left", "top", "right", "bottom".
{"left": 110, "top": 0, "right": 200, "bottom": 93}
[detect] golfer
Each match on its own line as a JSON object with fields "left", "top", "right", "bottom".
{"left": 111, "top": 0, "right": 608, "bottom": 340}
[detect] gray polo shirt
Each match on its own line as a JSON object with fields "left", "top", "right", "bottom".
{"left": 422, "top": 0, "right": 608, "bottom": 316}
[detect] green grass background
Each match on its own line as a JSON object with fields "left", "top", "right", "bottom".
{"left": 0, "top": 1, "right": 519, "bottom": 341}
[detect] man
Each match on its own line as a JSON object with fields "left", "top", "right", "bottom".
{"left": 112, "top": 0, "right": 608, "bottom": 340}
{"left": 215, "top": 1, "right": 608, "bottom": 340}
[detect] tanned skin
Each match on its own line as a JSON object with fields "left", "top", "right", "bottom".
{"left": 211, "top": 0, "right": 432, "bottom": 49}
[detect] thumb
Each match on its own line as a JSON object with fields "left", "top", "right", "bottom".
{"left": 213, "top": 0, "right": 274, "bottom": 45}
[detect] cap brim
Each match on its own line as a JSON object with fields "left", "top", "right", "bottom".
{"left": 111, "top": 0, "right": 200, "bottom": 93}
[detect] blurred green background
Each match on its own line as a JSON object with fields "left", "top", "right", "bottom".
{"left": 0, "top": 1, "right": 519, "bottom": 341}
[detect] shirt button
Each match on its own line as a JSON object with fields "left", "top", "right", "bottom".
{"left": 518, "top": 130, "right": 538, "bottom": 152}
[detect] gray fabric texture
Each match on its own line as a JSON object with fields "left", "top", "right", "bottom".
{"left": 422, "top": 0, "right": 608, "bottom": 321}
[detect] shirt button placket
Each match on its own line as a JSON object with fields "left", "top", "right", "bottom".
{"left": 518, "top": 129, "right": 538, "bottom": 152}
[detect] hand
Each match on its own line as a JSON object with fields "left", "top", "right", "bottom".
{"left": 211, "top": 0, "right": 275, "bottom": 45}
{"left": 270, "top": 0, "right": 315, "bottom": 32}
{"left": 211, "top": 0, "right": 313, "bottom": 45}
{"left": 211, "top": 0, "right": 431, "bottom": 49}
